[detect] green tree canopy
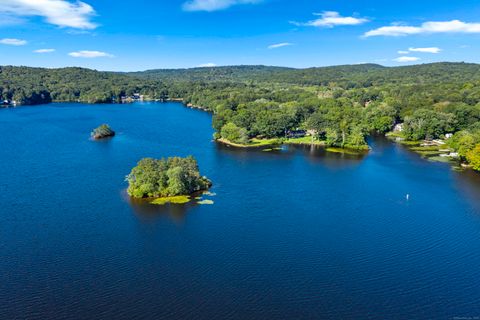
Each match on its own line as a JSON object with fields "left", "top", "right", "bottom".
{"left": 126, "top": 156, "right": 211, "bottom": 198}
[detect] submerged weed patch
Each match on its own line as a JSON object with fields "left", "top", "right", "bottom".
{"left": 151, "top": 195, "right": 191, "bottom": 205}
{"left": 197, "top": 199, "right": 214, "bottom": 205}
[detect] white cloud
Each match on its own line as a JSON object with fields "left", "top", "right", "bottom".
{"left": 69, "top": 50, "right": 113, "bottom": 58}
{"left": 268, "top": 42, "right": 293, "bottom": 49}
{"left": 292, "top": 11, "right": 368, "bottom": 28}
{"left": 182, "top": 0, "right": 259, "bottom": 12}
{"left": 397, "top": 50, "right": 409, "bottom": 54}
{"left": 408, "top": 47, "right": 442, "bottom": 53}
{"left": 197, "top": 62, "right": 217, "bottom": 67}
{"left": 364, "top": 20, "right": 480, "bottom": 37}
{"left": 393, "top": 56, "right": 420, "bottom": 62}
{"left": 0, "top": 38, "right": 27, "bottom": 46}
{"left": 0, "top": 0, "right": 97, "bottom": 29}
{"left": 34, "top": 48, "right": 55, "bottom": 53}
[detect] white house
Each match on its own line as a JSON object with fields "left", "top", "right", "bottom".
{"left": 393, "top": 123, "right": 404, "bottom": 132}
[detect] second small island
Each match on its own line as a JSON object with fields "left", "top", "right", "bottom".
{"left": 91, "top": 124, "right": 115, "bottom": 140}
{"left": 126, "top": 156, "right": 212, "bottom": 205}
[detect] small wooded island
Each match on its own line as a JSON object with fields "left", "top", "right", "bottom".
{"left": 91, "top": 124, "right": 115, "bottom": 140}
{"left": 126, "top": 156, "right": 212, "bottom": 205}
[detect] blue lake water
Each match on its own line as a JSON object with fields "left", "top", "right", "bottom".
{"left": 1, "top": 102, "right": 480, "bottom": 319}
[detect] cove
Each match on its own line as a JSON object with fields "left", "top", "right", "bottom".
{"left": 1, "top": 102, "right": 480, "bottom": 319}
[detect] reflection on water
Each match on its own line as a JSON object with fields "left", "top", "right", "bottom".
{"left": 124, "top": 190, "right": 200, "bottom": 224}
{"left": 454, "top": 169, "right": 480, "bottom": 213}
{"left": 215, "top": 141, "right": 367, "bottom": 166}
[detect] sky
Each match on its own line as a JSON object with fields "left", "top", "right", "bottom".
{"left": 0, "top": 0, "right": 480, "bottom": 71}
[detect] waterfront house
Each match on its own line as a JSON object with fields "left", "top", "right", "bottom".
{"left": 287, "top": 130, "right": 307, "bottom": 138}
{"left": 393, "top": 123, "right": 404, "bottom": 132}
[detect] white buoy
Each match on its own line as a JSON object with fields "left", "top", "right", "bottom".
{"left": 406, "top": 194, "right": 410, "bottom": 201}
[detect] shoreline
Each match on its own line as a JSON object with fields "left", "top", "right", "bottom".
{"left": 128, "top": 188, "right": 213, "bottom": 206}
{"left": 385, "top": 134, "right": 471, "bottom": 170}
{"left": 216, "top": 137, "right": 368, "bottom": 155}
{"left": 165, "top": 98, "right": 212, "bottom": 112}
{"left": 216, "top": 138, "right": 281, "bottom": 148}
{"left": 13, "top": 100, "right": 467, "bottom": 159}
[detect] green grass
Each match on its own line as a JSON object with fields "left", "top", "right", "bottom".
{"left": 386, "top": 131, "right": 402, "bottom": 137}
{"left": 396, "top": 140, "right": 421, "bottom": 146}
{"left": 386, "top": 132, "right": 421, "bottom": 146}
{"left": 284, "top": 136, "right": 325, "bottom": 146}
{"left": 410, "top": 146, "right": 441, "bottom": 151}
{"left": 403, "top": 141, "right": 421, "bottom": 146}
{"left": 219, "top": 136, "right": 326, "bottom": 148}
{"left": 250, "top": 138, "right": 282, "bottom": 146}
{"left": 217, "top": 138, "right": 281, "bottom": 148}
{"left": 428, "top": 156, "right": 455, "bottom": 163}
{"left": 407, "top": 145, "right": 455, "bottom": 159}
{"left": 220, "top": 136, "right": 371, "bottom": 153}
{"left": 326, "top": 147, "right": 368, "bottom": 155}
{"left": 416, "top": 151, "right": 443, "bottom": 157}
{"left": 386, "top": 136, "right": 465, "bottom": 168}
{"left": 150, "top": 195, "right": 191, "bottom": 205}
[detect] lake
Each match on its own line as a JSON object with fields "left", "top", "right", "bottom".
{"left": 1, "top": 102, "right": 480, "bottom": 319}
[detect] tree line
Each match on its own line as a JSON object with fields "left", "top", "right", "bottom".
{"left": 2, "top": 63, "right": 480, "bottom": 167}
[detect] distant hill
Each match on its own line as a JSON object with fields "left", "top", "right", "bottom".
{"left": 2, "top": 62, "right": 480, "bottom": 105}
{"left": 129, "top": 65, "right": 295, "bottom": 82}
{"left": 130, "top": 62, "right": 480, "bottom": 87}
{"left": 0, "top": 65, "right": 166, "bottom": 104}
{"left": 130, "top": 64, "right": 384, "bottom": 84}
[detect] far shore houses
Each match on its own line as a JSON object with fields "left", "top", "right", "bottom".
{"left": 116, "top": 93, "right": 144, "bottom": 103}
{"left": 1, "top": 99, "right": 16, "bottom": 107}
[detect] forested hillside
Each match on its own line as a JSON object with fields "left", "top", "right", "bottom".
{"left": 150, "top": 63, "right": 480, "bottom": 153}
{"left": 131, "top": 65, "right": 295, "bottom": 82}
{"left": 136, "top": 62, "right": 480, "bottom": 86}
{"left": 0, "top": 66, "right": 168, "bottom": 104}
{"left": 2, "top": 62, "right": 480, "bottom": 168}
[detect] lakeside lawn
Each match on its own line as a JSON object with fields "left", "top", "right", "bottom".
{"left": 217, "top": 136, "right": 373, "bottom": 153}
{"left": 217, "top": 136, "right": 326, "bottom": 148}
{"left": 217, "top": 137, "right": 281, "bottom": 148}
{"left": 284, "top": 136, "right": 325, "bottom": 146}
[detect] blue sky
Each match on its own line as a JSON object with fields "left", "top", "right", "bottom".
{"left": 0, "top": 0, "right": 480, "bottom": 71}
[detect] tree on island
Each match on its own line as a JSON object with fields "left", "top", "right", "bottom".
{"left": 126, "top": 156, "right": 212, "bottom": 198}
{"left": 91, "top": 124, "right": 115, "bottom": 140}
